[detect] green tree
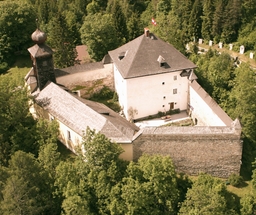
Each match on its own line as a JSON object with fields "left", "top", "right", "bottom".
{"left": 188, "top": 0, "right": 203, "bottom": 42}
{"left": 240, "top": 194, "right": 256, "bottom": 215}
{"left": 179, "top": 173, "right": 239, "bottom": 215}
{"left": 181, "top": 0, "right": 195, "bottom": 44}
{"left": 110, "top": 155, "right": 180, "bottom": 215}
{"left": 55, "top": 128, "right": 126, "bottom": 214}
{"left": 35, "top": 0, "right": 57, "bottom": 24}
{"left": 82, "top": 127, "right": 123, "bottom": 171}
{"left": 207, "top": 52, "right": 234, "bottom": 107}
{"left": 110, "top": 0, "right": 128, "bottom": 45}
{"left": 0, "top": 151, "right": 57, "bottom": 214}
{"left": 80, "top": 13, "right": 119, "bottom": 61}
{"left": 0, "top": 75, "right": 38, "bottom": 166}
{"left": 229, "top": 63, "right": 256, "bottom": 142}
{"left": 47, "top": 12, "right": 78, "bottom": 68}
{"left": 212, "top": 0, "right": 226, "bottom": 42}
{"left": 55, "top": 158, "right": 94, "bottom": 214}
{"left": 127, "top": 12, "right": 143, "bottom": 41}
{"left": 0, "top": 2, "right": 36, "bottom": 65}
{"left": 201, "top": 0, "right": 214, "bottom": 40}
{"left": 221, "top": 0, "right": 242, "bottom": 42}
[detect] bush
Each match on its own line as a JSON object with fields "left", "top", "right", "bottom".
{"left": 228, "top": 173, "right": 244, "bottom": 187}
{"left": 91, "top": 86, "right": 114, "bottom": 100}
{"left": 0, "top": 62, "right": 9, "bottom": 74}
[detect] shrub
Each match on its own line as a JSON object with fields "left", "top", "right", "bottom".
{"left": 228, "top": 173, "right": 244, "bottom": 187}
{"left": 0, "top": 62, "right": 9, "bottom": 74}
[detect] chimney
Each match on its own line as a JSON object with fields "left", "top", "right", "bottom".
{"left": 144, "top": 28, "right": 149, "bottom": 37}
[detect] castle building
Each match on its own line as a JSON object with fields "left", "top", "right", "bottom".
{"left": 25, "top": 28, "right": 242, "bottom": 178}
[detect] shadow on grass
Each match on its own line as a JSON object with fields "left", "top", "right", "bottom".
{"left": 12, "top": 55, "right": 31, "bottom": 68}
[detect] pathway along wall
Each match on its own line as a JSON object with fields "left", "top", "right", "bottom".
{"left": 133, "top": 124, "right": 242, "bottom": 178}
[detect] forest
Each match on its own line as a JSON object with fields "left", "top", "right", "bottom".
{"left": 0, "top": 0, "right": 256, "bottom": 214}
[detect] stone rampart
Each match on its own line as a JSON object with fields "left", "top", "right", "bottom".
{"left": 133, "top": 125, "right": 242, "bottom": 178}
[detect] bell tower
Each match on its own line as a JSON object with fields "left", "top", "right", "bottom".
{"left": 27, "top": 27, "right": 56, "bottom": 91}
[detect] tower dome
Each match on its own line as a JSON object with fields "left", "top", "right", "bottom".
{"left": 31, "top": 28, "right": 47, "bottom": 44}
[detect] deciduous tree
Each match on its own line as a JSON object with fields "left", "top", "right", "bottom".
{"left": 179, "top": 173, "right": 239, "bottom": 215}
{"left": 80, "top": 13, "right": 119, "bottom": 61}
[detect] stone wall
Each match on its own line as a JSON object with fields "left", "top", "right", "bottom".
{"left": 133, "top": 124, "right": 242, "bottom": 178}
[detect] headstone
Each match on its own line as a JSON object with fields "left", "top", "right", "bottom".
{"left": 198, "top": 38, "right": 203, "bottom": 44}
{"left": 219, "top": 42, "right": 223, "bottom": 49}
{"left": 209, "top": 40, "right": 213, "bottom": 46}
{"left": 186, "top": 43, "right": 190, "bottom": 50}
{"left": 229, "top": 44, "right": 233, "bottom": 50}
{"left": 250, "top": 52, "right": 254, "bottom": 59}
{"left": 240, "top": 45, "right": 245, "bottom": 54}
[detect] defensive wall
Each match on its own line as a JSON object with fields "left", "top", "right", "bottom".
{"left": 133, "top": 122, "right": 242, "bottom": 178}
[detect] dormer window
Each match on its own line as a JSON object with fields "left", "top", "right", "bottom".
{"left": 118, "top": 51, "right": 127, "bottom": 60}
{"left": 157, "top": 55, "right": 166, "bottom": 67}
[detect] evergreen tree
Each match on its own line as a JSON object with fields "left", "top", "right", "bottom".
{"left": 111, "top": 0, "right": 129, "bottom": 45}
{"left": 0, "top": 151, "right": 58, "bottom": 214}
{"left": 201, "top": 0, "right": 215, "bottom": 41}
{"left": 221, "top": 0, "right": 242, "bottom": 43}
{"left": 181, "top": 0, "right": 195, "bottom": 44}
{"left": 212, "top": 0, "right": 226, "bottom": 42}
{"left": 188, "top": 0, "right": 203, "bottom": 42}
{"left": 47, "top": 12, "right": 78, "bottom": 68}
{"left": 127, "top": 12, "right": 143, "bottom": 41}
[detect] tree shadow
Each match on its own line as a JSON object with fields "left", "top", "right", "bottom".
{"left": 12, "top": 55, "right": 31, "bottom": 68}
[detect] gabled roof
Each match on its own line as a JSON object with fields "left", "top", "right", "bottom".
{"left": 108, "top": 33, "right": 197, "bottom": 79}
{"left": 34, "top": 82, "right": 139, "bottom": 143}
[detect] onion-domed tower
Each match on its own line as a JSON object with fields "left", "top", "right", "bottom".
{"left": 27, "top": 27, "right": 56, "bottom": 91}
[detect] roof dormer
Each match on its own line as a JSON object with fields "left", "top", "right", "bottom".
{"left": 157, "top": 55, "right": 166, "bottom": 67}
{"left": 118, "top": 51, "right": 127, "bottom": 60}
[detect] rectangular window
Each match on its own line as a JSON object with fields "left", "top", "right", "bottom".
{"left": 173, "top": 89, "right": 177, "bottom": 94}
{"left": 173, "top": 75, "right": 177, "bottom": 80}
{"left": 67, "top": 130, "right": 71, "bottom": 140}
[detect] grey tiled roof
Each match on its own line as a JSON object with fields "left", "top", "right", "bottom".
{"left": 108, "top": 33, "right": 197, "bottom": 79}
{"left": 35, "top": 82, "right": 139, "bottom": 143}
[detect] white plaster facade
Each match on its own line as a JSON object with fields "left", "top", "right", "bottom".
{"left": 189, "top": 81, "right": 233, "bottom": 126}
{"left": 114, "top": 64, "right": 190, "bottom": 120}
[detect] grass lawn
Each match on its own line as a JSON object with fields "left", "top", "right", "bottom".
{"left": 227, "top": 180, "right": 254, "bottom": 198}
{"left": 3, "top": 55, "right": 31, "bottom": 85}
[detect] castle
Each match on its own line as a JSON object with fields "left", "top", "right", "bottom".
{"left": 25, "top": 28, "right": 242, "bottom": 178}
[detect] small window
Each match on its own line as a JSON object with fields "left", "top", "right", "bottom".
{"left": 163, "top": 96, "right": 166, "bottom": 99}
{"left": 162, "top": 105, "right": 165, "bottom": 107}
{"left": 174, "top": 75, "right": 177, "bottom": 80}
{"left": 67, "top": 130, "right": 71, "bottom": 140}
{"left": 173, "top": 89, "right": 177, "bottom": 94}
{"left": 162, "top": 82, "right": 165, "bottom": 85}
{"left": 42, "top": 61, "right": 48, "bottom": 66}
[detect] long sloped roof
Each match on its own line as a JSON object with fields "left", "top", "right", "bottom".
{"left": 35, "top": 82, "right": 139, "bottom": 143}
{"left": 108, "top": 33, "right": 197, "bottom": 79}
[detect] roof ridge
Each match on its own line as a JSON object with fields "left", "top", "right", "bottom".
{"left": 126, "top": 35, "right": 145, "bottom": 76}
